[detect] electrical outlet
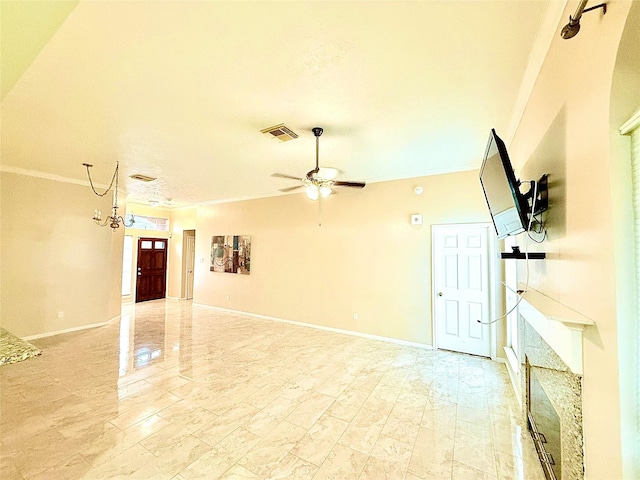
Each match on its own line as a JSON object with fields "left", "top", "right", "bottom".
{"left": 353, "top": 313, "right": 359, "bottom": 320}
{"left": 57, "top": 311, "right": 64, "bottom": 319}
{"left": 226, "top": 295, "right": 230, "bottom": 301}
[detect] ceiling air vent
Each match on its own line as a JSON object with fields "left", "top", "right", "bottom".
{"left": 129, "top": 174, "right": 157, "bottom": 182}
{"left": 261, "top": 124, "right": 299, "bottom": 142}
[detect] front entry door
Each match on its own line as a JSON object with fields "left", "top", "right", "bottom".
{"left": 136, "top": 238, "right": 168, "bottom": 303}
{"left": 433, "top": 224, "right": 492, "bottom": 357}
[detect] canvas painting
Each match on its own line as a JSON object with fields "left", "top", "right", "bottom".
{"left": 210, "top": 235, "right": 251, "bottom": 274}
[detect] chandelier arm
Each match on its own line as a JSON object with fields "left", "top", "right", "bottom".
{"left": 94, "top": 215, "right": 110, "bottom": 227}
{"left": 122, "top": 214, "right": 135, "bottom": 228}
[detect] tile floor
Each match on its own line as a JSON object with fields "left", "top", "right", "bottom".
{"left": 0, "top": 300, "right": 546, "bottom": 479}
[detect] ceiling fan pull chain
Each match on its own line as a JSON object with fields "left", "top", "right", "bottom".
{"left": 318, "top": 194, "right": 323, "bottom": 226}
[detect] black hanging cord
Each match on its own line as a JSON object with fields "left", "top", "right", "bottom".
{"left": 83, "top": 162, "right": 119, "bottom": 197}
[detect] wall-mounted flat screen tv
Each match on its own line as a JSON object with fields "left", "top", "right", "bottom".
{"left": 479, "top": 129, "right": 530, "bottom": 239}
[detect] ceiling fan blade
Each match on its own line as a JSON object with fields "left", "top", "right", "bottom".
{"left": 272, "top": 173, "right": 304, "bottom": 181}
{"left": 333, "top": 180, "right": 366, "bottom": 189}
{"left": 280, "top": 185, "right": 304, "bottom": 193}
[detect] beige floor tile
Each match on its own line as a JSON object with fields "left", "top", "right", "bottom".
{"left": 453, "top": 430, "right": 498, "bottom": 476}
{"left": 408, "top": 426, "right": 455, "bottom": 479}
{"left": 263, "top": 452, "right": 318, "bottom": 480}
{"left": 326, "top": 387, "right": 369, "bottom": 421}
{"left": 338, "top": 406, "right": 387, "bottom": 456}
{"left": 239, "top": 420, "right": 307, "bottom": 477}
{"left": 292, "top": 413, "right": 349, "bottom": 466}
{"left": 360, "top": 435, "right": 413, "bottom": 479}
{"left": 80, "top": 414, "right": 171, "bottom": 466}
{"left": 495, "top": 450, "right": 547, "bottom": 480}
{"left": 0, "top": 300, "right": 550, "bottom": 480}
{"left": 219, "top": 464, "right": 261, "bottom": 479}
{"left": 179, "top": 427, "right": 260, "bottom": 479}
{"left": 312, "top": 443, "right": 368, "bottom": 479}
{"left": 129, "top": 434, "right": 211, "bottom": 480}
{"left": 83, "top": 443, "right": 157, "bottom": 479}
{"left": 452, "top": 460, "right": 498, "bottom": 479}
{"left": 192, "top": 402, "right": 260, "bottom": 447}
{"left": 286, "top": 391, "right": 335, "bottom": 429}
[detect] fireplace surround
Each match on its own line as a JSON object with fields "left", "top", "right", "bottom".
{"left": 516, "top": 287, "right": 593, "bottom": 480}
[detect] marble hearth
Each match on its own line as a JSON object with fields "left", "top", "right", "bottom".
{"left": 515, "top": 286, "right": 594, "bottom": 480}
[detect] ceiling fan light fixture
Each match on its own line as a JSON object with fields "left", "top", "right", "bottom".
{"left": 305, "top": 185, "right": 319, "bottom": 200}
{"left": 319, "top": 185, "right": 332, "bottom": 198}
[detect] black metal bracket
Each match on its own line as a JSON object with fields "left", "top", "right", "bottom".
{"left": 522, "top": 174, "right": 549, "bottom": 215}
{"left": 583, "top": 3, "right": 607, "bottom": 15}
{"left": 501, "top": 246, "right": 546, "bottom": 260}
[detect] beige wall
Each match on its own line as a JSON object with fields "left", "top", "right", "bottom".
{"left": 191, "top": 171, "right": 491, "bottom": 346}
{"left": 168, "top": 207, "right": 196, "bottom": 299}
{"left": 610, "top": 1, "right": 640, "bottom": 477}
{"left": 1, "top": 172, "right": 123, "bottom": 337}
{"left": 508, "top": 1, "right": 636, "bottom": 477}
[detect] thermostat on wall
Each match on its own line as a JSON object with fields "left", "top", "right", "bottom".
{"left": 411, "top": 214, "right": 423, "bottom": 225}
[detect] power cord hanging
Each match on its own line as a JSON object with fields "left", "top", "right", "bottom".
{"left": 477, "top": 180, "right": 540, "bottom": 325}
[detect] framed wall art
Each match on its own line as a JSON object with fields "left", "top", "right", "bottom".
{"left": 210, "top": 235, "right": 251, "bottom": 274}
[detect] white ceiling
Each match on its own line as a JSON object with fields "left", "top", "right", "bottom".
{"left": 1, "top": 0, "right": 558, "bottom": 207}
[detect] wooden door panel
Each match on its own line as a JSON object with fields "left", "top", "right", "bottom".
{"left": 136, "top": 238, "right": 168, "bottom": 303}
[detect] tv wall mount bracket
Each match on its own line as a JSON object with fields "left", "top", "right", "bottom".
{"left": 501, "top": 173, "right": 548, "bottom": 260}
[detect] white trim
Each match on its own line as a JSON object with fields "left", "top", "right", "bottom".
{"left": 0, "top": 165, "right": 113, "bottom": 190}
{"left": 193, "top": 304, "right": 434, "bottom": 350}
{"left": 620, "top": 107, "right": 640, "bottom": 135}
{"left": 23, "top": 315, "right": 121, "bottom": 341}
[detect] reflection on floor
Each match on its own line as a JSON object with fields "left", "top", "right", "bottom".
{"left": 0, "top": 300, "right": 545, "bottom": 480}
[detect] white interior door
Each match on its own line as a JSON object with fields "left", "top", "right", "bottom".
{"left": 184, "top": 230, "right": 196, "bottom": 300}
{"left": 433, "top": 224, "right": 493, "bottom": 357}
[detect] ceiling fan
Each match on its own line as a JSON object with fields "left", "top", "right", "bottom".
{"left": 272, "top": 127, "right": 366, "bottom": 200}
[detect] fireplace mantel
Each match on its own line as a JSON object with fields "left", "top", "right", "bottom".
{"left": 518, "top": 284, "right": 595, "bottom": 375}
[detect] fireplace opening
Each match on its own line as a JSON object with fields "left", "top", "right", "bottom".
{"left": 527, "top": 356, "right": 562, "bottom": 480}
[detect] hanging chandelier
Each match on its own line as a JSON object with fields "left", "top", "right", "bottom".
{"left": 83, "top": 161, "right": 133, "bottom": 231}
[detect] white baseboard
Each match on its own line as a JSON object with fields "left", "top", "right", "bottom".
{"left": 23, "top": 315, "right": 121, "bottom": 341}
{"left": 503, "top": 346, "right": 523, "bottom": 406}
{"left": 193, "top": 303, "right": 434, "bottom": 351}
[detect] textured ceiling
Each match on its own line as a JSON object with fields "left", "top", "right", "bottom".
{"left": 1, "top": 0, "right": 559, "bottom": 207}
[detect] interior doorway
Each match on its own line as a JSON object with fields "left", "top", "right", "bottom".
{"left": 432, "top": 223, "right": 495, "bottom": 357}
{"left": 182, "top": 230, "right": 196, "bottom": 300}
{"left": 136, "top": 237, "right": 168, "bottom": 303}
